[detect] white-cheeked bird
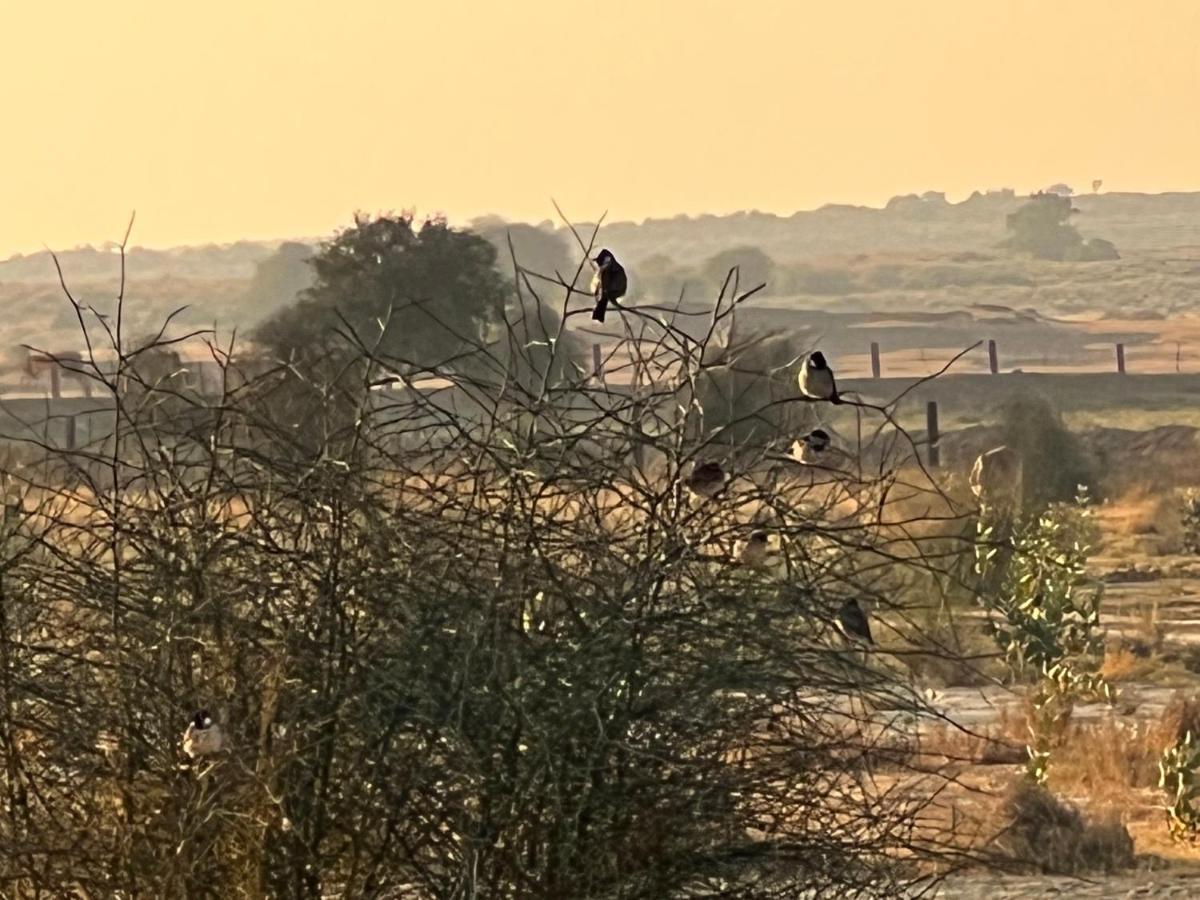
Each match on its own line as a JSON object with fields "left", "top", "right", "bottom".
{"left": 798, "top": 351, "right": 841, "bottom": 403}
{"left": 182, "top": 709, "right": 224, "bottom": 759}
{"left": 590, "top": 248, "right": 628, "bottom": 323}
{"left": 792, "top": 428, "right": 832, "bottom": 465}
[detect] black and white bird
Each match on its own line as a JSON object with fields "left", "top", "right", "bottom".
{"left": 684, "top": 461, "right": 728, "bottom": 499}
{"left": 737, "top": 529, "right": 771, "bottom": 567}
{"left": 590, "top": 248, "right": 627, "bottom": 323}
{"left": 182, "top": 709, "right": 224, "bottom": 759}
{"left": 792, "top": 428, "right": 832, "bottom": 465}
{"left": 835, "top": 599, "right": 874, "bottom": 647}
{"left": 798, "top": 351, "right": 840, "bottom": 403}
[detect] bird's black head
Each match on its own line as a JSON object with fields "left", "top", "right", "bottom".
{"left": 809, "top": 351, "right": 827, "bottom": 369}
{"left": 749, "top": 530, "right": 768, "bottom": 543}
{"left": 191, "top": 709, "right": 211, "bottom": 729}
{"left": 593, "top": 248, "right": 614, "bottom": 266}
{"left": 806, "top": 429, "right": 835, "bottom": 451}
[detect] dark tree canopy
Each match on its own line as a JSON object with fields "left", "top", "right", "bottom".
{"left": 254, "top": 213, "right": 508, "bottom": 371}
{"left": 1004, "top": 193, "right": 1119, "bottom": 262}
{"left": 998, "top": 391, "right": 1098, "bottom": 510}
{"left": 702, "top": 246, "right": 775, "bottom": 294}
{"left": 242, "top": 241, "right": 316, "bottom": 319}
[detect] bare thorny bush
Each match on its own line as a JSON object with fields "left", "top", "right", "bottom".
{"left": 0, "top": 222, "right": 992, "bottom": 898}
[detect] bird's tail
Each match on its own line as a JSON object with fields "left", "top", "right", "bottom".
{"left": 592, "top": 298, "right": 608, "bottom": 323}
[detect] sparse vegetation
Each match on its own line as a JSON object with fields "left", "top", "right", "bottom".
{"left": 0, "top": 228, "right": 985, "bottom": 897}
{"left": 2, "top": 197, "right": 1200, "bottom": 893}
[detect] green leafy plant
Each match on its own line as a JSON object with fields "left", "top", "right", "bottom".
{"left": 1181, "top": 489, "right": 1200, "bottom": 555}
{"left": 1160, "top": 730, "right": 1200, "bottom": 841}
{"left": 976, "top": 489, "right": 1109, "bottom": 782}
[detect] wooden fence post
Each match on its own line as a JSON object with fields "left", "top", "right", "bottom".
{"left": 1115, "top": 343, "right": 1126, "bottom": 374}
{"left": 49, "top": 366, "right": 61, "bottom": 399}
{"left": 870, "top": 341, "right": 881, "bottom": 379}
{"left": 926, "top": 401, "right": 940, "bottom": 468}
{"left": 987, "top": 340, "right": 999, "bottom": 375}
{"left": 592, "top": 344, "right": 603, "bottom": 379}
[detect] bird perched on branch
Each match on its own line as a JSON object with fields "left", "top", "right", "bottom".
{"left": 181, "top": 709, "right": 224, "bottom": 759}
{"left": 792, "top": 428, "right": 832, "bottom": 465}
{"left": 590, "top": 248, "right": 627, "bottom": 323}
{"left": 835, "top": 599, "right": 873, "bottom": 647}
{"left": 684, "top": 461, "right": 727, "bottom": 500}
{"left": 798, "top": 351, "right": 840, "bottom": 403}
{"left": 737, "top": 529, "right": 771, "bottom": 567}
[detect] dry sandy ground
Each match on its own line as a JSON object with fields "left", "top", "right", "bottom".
{"left": 937, "top": 871, "right": 1200, "bottom": 898}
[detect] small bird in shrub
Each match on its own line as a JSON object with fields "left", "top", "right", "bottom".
{"left": 684, "top": 461, "right": 727, "bottom": 500}
{"left": 835, "top": 599, "right": 873, "bottom": 647}
{"left": 737, "top": 529, "right": 772, "bottom": 567}
{"left": 182, "top": 709, "right": 224, "bottom": 759}
{"left": 792, "top": 428, "right": 832, "bottom": 465}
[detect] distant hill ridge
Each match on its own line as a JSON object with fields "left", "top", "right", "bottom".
{"left": 7, "top": 190, "right": 1200, "bottom": 283}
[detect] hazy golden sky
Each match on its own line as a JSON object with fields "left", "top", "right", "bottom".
{"left": 2, "top": 0, "right": 1198, "bottom": 255}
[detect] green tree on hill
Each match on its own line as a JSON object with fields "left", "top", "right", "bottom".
{"left": 702, "top": 246, "right": 775, "bottom": 293}
{"left": 1004, "top": 193, "right": 1119, "bottom": 262}
{"left": 254, "top": 213, "right": 507, "bottom": 371}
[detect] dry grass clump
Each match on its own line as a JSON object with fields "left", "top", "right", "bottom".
{"left": 994, "top": 779, "right": 1134, "bottom": 875}
{"left": 1100, "top": 643, "right": 1156, "bottom": 682}
{"left": 916, "top": 705, "right": 1027, "bottom": 768}
{"left": 1045, "top": 692, "right": 1200, "bottom": 803}
{"left": 898, "top": 615, "right": 1002, "bottom": 688}
{"left": 1100, "top": 604, "right": 1175, "bottom": 682}
{"left": 1049, "top": 717, "right": 1166, "bottom": 800}
{"left": 1161, "top": 692, "right": 1200, "bottom": 742}
{"left": 1096, "top": 487, "right": 1185, "bottom": 555}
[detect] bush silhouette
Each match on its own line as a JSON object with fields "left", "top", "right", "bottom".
{"left": 1005, "top": 193, "right": 1118, "bottom": 262}
{"left": 998, "top": 391, "right": 1098, "bottom": 510}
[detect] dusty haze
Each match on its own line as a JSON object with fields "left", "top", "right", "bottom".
{"left": 3, "top": 0, "right": 1200, "bottom": 255}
